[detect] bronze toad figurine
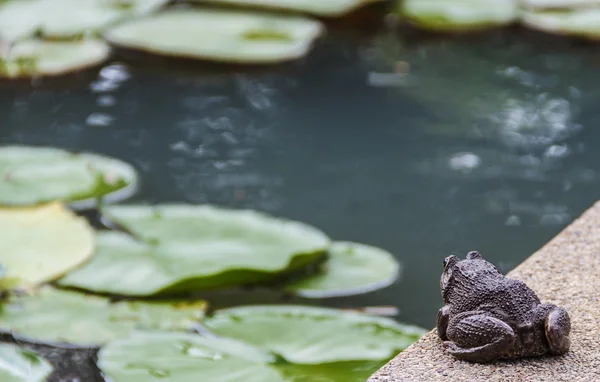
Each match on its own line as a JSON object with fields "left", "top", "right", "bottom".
{"left": 437, "top": 251, "right": 571, "bottom": 363}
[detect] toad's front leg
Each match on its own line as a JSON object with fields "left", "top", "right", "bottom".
{"left": 443, "top": 310, "right": 515, "bottom": 363}
{"left": 437, "top": 305, "right": 450, "bottom": 341}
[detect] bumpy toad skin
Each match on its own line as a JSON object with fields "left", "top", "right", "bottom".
{"left": 437, "top": 251, "right": 571, "bottom": 363}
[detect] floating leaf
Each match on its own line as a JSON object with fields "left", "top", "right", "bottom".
{"left": 0, "top": 146, "right": 138, "bottom": 207}
{"left": 0, "top": 0, "right": 168, "bottom": 42}
{"left": 0, "top": 344, "right": 53, "bottom": 382}
{"left": 204, "top": 305, "right": 428, "bottom": 364}
{"left": 279, "top": 361, "right": 386, "bottom": 382}
{"left": 0, "top": 287, "right": 207, "bottom": 345}
{"left": 0, "top": 203, "right": 94, "bottom": 288}
{"left": 188, "top": 0, "right": 384, "bottom": 17}
{"left": 400, "top": 0, "right": 518, "bottom": 31}
{"left": 104, "top": 8, "right": 324, "bottom": 64}
{"left": 59, "top": 204, "right": 330, "bottom": 295}
{"left": 520, "top": 9, "right": 600, "bottom": 39}
{"left": 286, "top": 241, "right": 400, "bottom": 298}
{"left": 521, "top": 0, "right": 599, "bottom": 9}
{"left": 98, "top": 331, "right": 286, "bottom": 382}
{"left": 0, "top": 39, "right": 110, "bottom": 79}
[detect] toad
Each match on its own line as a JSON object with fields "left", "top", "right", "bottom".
{"left": 437, "top": 251, "right": 571, "bottom": 363}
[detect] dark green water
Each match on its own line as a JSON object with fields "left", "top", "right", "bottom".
{"left": 1, "top": 22, "right": 599, "bottom": 332}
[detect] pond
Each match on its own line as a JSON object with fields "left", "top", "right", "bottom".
{"left": 2, "top": 7, "right": 600, "bottom": 382}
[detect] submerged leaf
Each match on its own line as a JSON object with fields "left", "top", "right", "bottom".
{"left": 0, "top": 288, "right": 207, "bottom": 345}
{"left": 0, "top": 203, "right": 94, "bottom": 288}
{"left": 0, "top": 146, "right": 138, "bottom": 207}
{"left": 279, "top": 361, "right": 386, "bottom": 382}
{"left": 104, "top": 8, "right": 324, "bottom": 64}
{"left": 98, "top": 331, "right": 285, "bottom": 382}
{"left": 205, "top": 305, "right": 428, "bottom": 364}
{"left": 400, "top": 0, "right": 518, "bottom": 31}
{"left": 59, "top": 204, "right": 330, "bottom": 295}
{"left": 188, "top": 0, "right": 384, "bottom": 17}
{"left": 286, "top": 241, "right": 400, "bottom": 298}
{"left": 0, "top": 344, "right": 53, "bottom": 382}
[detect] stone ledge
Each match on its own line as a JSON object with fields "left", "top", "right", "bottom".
{"left": 368, "top": 201, "right": 600, "bottom": 382}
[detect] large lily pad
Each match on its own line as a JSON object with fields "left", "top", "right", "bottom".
{"left": 520, "top": 9, "right": 600, "bottom": 39}
{"left": 189, "top": 0, "right": 384, "bottom": 17}
{"left": 104, "top": 8, "right": 324, "bottom": 64}
{"left": 204, "top": 305, "right": 428, "bottom": 364}
{"left": 0, "top": 146, "right": 138, "bottom": 207}
{"left": 98, "top": 331, "right": 285, "bottom": 382}
{"left": 286, "top": 241, "right": 400, "bottom": 298}
{"left": 0, "top": 0, "right": 168, "bottom": 42}
{"left": 0, "top": 39, "right": 110, "bottom": 79}
{"left": 400, "top": 0, "right": 518, "bottom": 31}
{"left": 59, "top": 204, "right": 330, "bottom": 295}
{"left": 0, "top": 344, "right": 53, "bottom": 382}
{"left": 0, "top": 287, "right": 207, "bottom": 346}
{"left": 0, "top": 203, "right": 94, "bottom": 288}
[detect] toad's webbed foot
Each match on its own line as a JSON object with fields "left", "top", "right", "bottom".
{"left": 444, "top": 310, "right": 515, "bottom": 363}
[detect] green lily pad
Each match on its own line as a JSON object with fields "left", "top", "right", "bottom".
{"left": 204, "top": 305, "right": 428, "bottom": 364}
{"left": 0, "top": 0, "right": 168, "bottom": 42}
{"left": 188, "top": 0, "right": 384, "bottom": 17}
{"left": 104, "top": 7, "right": 324, "bottom": 64}
{"left": 286, "top": 241, "right": 400, "bottom": 298}
{"left": 59, "top": 204, "right": 330, "bottom": 295}
{"left": 0, "top": 344, "right": 53, "bottom": 382}
{"left": 0, "top": 287, "right": 207, "bottom": 346}
{"left": 0, "top": 146, "right": 138, "bottom": 207}
{"left": 0, "top": 203, "right": 94, "bottom": 288}
{"left": 279, "top": 361, "right": 386, "bottom": 382}
{"left": 520, "top": 9, "right": 600, "bottom": 39}
{"left": 400, "top": 0, "right": 518, "bottom": 31}
{"left": 521, "top": 0, "right": 598, "bottom": 10}
{"left": 98, "top": 331, "right": 286, "bottom": 382}
{"left": 0, "top": 39, "right": 110, "bottom": 79}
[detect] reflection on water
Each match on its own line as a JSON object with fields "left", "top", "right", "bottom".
{"left": 1, "top": 27, "right": 600, "bottom": 329}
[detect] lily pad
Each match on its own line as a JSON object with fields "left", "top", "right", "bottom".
{"left": 189, "top": 0, "right": 384, "bottom": 17}
{"left": 0, "top": 202, "right": 94, "bottom": 288}
{"left": 286, "top": 241, "right": 400, "bottom": 298}
{"left": 0, "top": 39, "right": 110, "bottom": 79}
{"left": 521, "top": 0, "right": 600, "bottom": 10}
{"left": 0, "top": 0, "right": 169, "bottom": 42}
{"left": 59, "top": 204, "right": 330, "bottom": 295}
{"left": 0, "top": 287, "right": 207, "bottom": 345}
{"left": 279, "top": 361, "right": 386, "bottom": 382}
{"left": 0, "top": 344, "right": 53, "bottom": 382}
{"left": 0, "top": 146, "right": 138, "bottom": 207}
{"left": 204, "top": 305, "right": 428, "bottom": 364}
{"left": 104, "top": 8, "right": 324, "bottom": 64}
{"left": 400, "top": 0, "right": 518, "bottom": 31}
{"left": 520, "top": 9, "right": 600, "bottom": 39}
{"left": 98, "top": 331, "right": 285, "bottom": 382}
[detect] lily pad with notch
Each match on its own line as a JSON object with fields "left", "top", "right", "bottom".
{"left": 285, "top": 241, "right": 401, "bottom": 298}
{"left": 0, "top": 287, "right": 207, "bottom": 346}
{"left": 103, "top": 7, "right": 324, "bottom": 64}
{"left": 204, "top": 305, "right": 428, "bottom": 364}
{"left": 0, "top": 146, "right": 138, "bottom": 208}
{"left": 59, "top": 204, "right": 331, "bottom": 295}
{"left": 0, "top": 202, "right": 94, "bottom": 289}
{"left": 0, "top": 0, "right": 169, "bottom": 42}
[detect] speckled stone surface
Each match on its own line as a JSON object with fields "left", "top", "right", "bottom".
{"left": 369, "top": 201, "right": 600, "bottom": 382}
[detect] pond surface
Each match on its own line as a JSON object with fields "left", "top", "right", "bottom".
{"left": 2, "top": 21, "right": 600, "bottom": 331}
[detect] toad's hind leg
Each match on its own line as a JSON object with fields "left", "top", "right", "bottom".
{"left": 541, "top": 304, "right": 571, "bottom": 355}
{"left": 444, "top": 311, "right": 515, "bottom": 363}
